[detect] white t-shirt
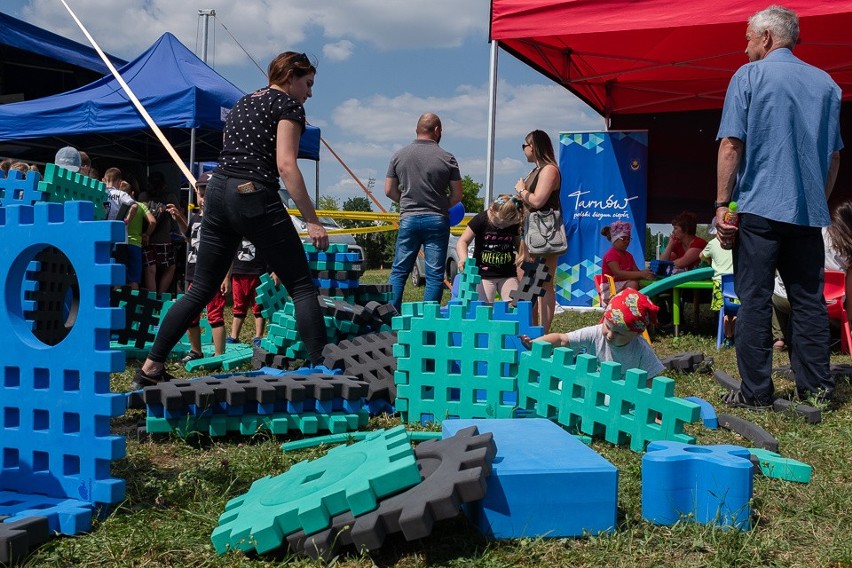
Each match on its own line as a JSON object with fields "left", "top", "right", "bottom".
{"left": 565, "top": 324, "right": 665, "bottom": 379}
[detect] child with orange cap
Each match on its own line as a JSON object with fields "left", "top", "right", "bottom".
{"left": 520, "top": 288, "right": 664, "bottom": 379}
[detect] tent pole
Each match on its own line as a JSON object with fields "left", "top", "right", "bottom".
{"left": 484, "top": 39, "right": 499, "bottom": 210}
{"left": 315, "top": 161, "right": 320, "bottom": 207}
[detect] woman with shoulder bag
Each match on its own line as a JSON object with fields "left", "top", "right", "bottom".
{"left": 515, "top": 129, "right": 565, "bottom": 333}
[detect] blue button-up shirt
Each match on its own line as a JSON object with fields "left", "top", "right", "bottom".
{"left": 717, "top": 48, "right": 843, "bottom": 227}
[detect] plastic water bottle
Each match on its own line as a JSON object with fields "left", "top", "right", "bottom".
{"left": 720, "top": 202, "right": 738, "bottom": 250}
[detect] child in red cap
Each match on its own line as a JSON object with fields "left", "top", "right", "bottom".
{"left": 521, "top": 288, "right": 664, "bottom": 379}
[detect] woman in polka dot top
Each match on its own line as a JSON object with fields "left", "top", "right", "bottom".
{"left": 134, "top": 52, "right": 329, "bottom": 388}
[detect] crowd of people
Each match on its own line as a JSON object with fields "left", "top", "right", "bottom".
{"left": 0, "top": 6, "right": 844, "bottom": 409}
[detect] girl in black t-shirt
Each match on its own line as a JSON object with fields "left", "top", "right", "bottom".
{"left": 134, "top": 52, "right": 329, "bottom": 388}
{"left": 456, "top": 194, "right": 523, "bottom": 303}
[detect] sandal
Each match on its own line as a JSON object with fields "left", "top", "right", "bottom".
{"left": 721, "top": 389, "right": 772, "bottom": 411}
{"left": 131, "top": 367, "right": 175, "bottom": 390}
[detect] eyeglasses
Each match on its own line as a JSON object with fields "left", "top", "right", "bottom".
{"left": 521, "top": 143, "right": 531, "bottom": 150}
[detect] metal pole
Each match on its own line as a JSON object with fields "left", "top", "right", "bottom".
{"left": 315, "top": 161, "right": 320, "bottom": 207}
{"left": 189, "top": 9, "right": 216, "bottom": 208}
{"left": 484, "top": 39, "right": 499, "bottom": 209}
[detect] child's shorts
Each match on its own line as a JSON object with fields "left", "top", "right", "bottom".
{"left": 186, "top": 281, "right": 226, "bottom": 327}
{"left": 143, "top": 243, "right": 176, "bottom": 268}
{"left": 231, "top": 273, "right": 263, "bottom": 318}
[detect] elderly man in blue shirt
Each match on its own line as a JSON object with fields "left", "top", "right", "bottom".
{"left": 715, "top": 5, "right": 842, "bottom": 409}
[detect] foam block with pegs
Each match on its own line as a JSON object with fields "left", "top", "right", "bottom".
{"left": 517, "top": 342, "right": 700, "bottom": 452}
{"left": 442, "top": 418, "right": 618, "bottom": 539}
{"left": 642, "top": 441, "right": 753, "bottom": 529}
{"left": 748, "top": 448, "right": 812, "bottom": 483}
{"left": 210, "top": 426, "right": 421, "bottom": 555}
{"left": 394, "top": 302, "right": 519, "bottom": 425}
{"left": 0, "top": 202, "right": 127, "bottom": 526}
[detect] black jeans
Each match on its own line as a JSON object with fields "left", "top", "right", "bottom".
{"left": 148, "top": 174, "right": 326, "bottom": 364}
{"left": 734, "top": 213, "right": 832, "bottom": 404}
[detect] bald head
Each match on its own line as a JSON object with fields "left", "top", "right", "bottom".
{"left": 416, "top": 113, "right": 442, "bottom": 141}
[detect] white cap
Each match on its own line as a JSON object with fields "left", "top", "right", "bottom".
{"left": 54, "top": 146, "right": 81, "bottom": 172}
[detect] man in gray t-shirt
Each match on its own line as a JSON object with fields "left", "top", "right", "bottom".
{"left": 385, "top": 113, "right": 463, "bottom": 310}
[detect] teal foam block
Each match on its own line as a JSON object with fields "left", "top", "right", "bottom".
{"left": 442, "top": 418, "right": 617, "bottom": 539}
{"left": 642, "top": 441, "right": 753, "bottom": 530}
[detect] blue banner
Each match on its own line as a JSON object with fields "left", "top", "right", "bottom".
{"left": 555, "top": 131, "right": 648, "bottom": 307}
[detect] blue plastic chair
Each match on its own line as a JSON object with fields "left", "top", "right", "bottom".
{"left": 716, "top": 273, "right": 739, "bottom": 350}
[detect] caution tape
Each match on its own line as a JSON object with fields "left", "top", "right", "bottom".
{"left": 297, "top": 225, "right": 467, "bottom": 237}
{"left": 288, "top": 208, "right": 470, "bottom": 226}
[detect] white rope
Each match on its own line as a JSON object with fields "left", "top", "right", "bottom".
{"left": 60, "top": 0, "right": 197, "bottom": 187}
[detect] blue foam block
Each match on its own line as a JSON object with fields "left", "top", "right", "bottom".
{"left": 642, "top": 441, "right": 753, "bottom": 529}
{"left": 684, "top": 396, "right": 719, "bottom": 429}
{"left": 0, "top": 202, "right": 127, "bottom": 507}
{"left": 442, "top": 418, "right": 617, "bottom": 538}
{"left": 0, "top": 491, "right": 93, "bottom": 535}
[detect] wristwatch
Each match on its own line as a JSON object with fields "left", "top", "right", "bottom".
{"left": 714, "top": 201, "right": 730, "bottom": 210}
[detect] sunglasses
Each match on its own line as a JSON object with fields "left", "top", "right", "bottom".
{"left": 521, "top": 143, "right": 531, "bottom": 150}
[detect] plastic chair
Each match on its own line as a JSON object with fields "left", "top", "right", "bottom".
{"left": 593, "top": 273, "right": 615, "bottom": 307}
{"left": 716, "top": 273, "right": 739, "bottom": 350}
{"left": 823, "top": 270, "right": 851, "bottom": 354}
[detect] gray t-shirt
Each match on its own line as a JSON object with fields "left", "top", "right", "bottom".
{"left": 386, "top": 139, "right": 461, "bottom": 219}
{"left": 566, "top": 324, "right": 664, "bottom": 379}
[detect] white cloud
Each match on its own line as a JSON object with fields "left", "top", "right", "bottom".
{"left": 22, "top": 0, "right": 488, "bottom": 66}
{"left": 322, "top": 40, "right": 354, "bottom": 62}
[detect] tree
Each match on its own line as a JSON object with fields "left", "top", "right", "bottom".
{"left": 461, "top": 175, "right": 485, "bottom": 213}
{"left": 317, "top": 195, "right": 339, "bottom": 211}
{"left": 341, "top": 196, "right": 393, "bottom": 269}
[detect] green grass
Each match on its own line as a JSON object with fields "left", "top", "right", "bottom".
{"left": 21, "top": 270, "right": 852, "bottom": 567}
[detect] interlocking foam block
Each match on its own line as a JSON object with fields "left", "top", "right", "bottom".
{"left": 287, "top": 425, "right": 496, "bottom": 559}
{"left": 321, "top": 331, "right": 397, "bottom": 403}
{"left": 463, "top": 300, "right": 543, "bottom": 353}
{"left": 183, "top": 343, "right": 254, "bottom": 372}
{"left": 771, "top": 398, "right": 822, "bottom": 424}
{"left": 394, "top": 303, "right": 519, "bottom": 425}
{"left": 38, "top": 164, "right": 108, "bottom": 220}
{"left": 146, "top": 409, "right": 369, "bottom": 437}
{"left": 0, "top": 202, "right": 127, "bottom": 523}
{"left": 356, "top": 284, "right": 393, "bottom": 305}
{"left": 718, "top": 413, "right": 779, "bottom": 452}
{"left": 0, "top": 492, "right": 93, "bottom": 535}
{"left": 110, "top": 287, "right": 172, "bottom": 348}
{"left": 642, "top": 441, "right": 753, "bottom": 529}
{"left": 0, "top": 169, "right": 45, "bottom": 207}
{"left": 661, "top": 352, "right": 705, "bottom": 372}
{"left": 684, "top": 396, "right": 718, "bottom": 429}
{"left": 0, "top": 514, "right": 50, "bottom": 564}
{"left": 517, "top": 342, "right": 700, "bottom": 452}
{"left": 211, "top": 426, "right": 421, "bottom": 555}
{"left": 255, "top": 273, "right": 289, "bottom": 319}
{"left": 455, "top": 264, "right": 482, "bottom": 304}
{"left": 23, "top": 245, "right": 80, "bottom": 347}
{"left": 509, "top": 258, "right": 551, "bottom": 305}
{"left": 747, "top": 448, "right": 812, "bottom": 484}
{"left": 443, "top": 418, "right": 617, "bottom": 539}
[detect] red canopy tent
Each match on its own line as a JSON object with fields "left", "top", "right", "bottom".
{"left": 489, "top": 0, "right": 852, "bottom": 220}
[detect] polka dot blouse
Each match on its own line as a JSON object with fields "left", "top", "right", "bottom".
{"left": 216, "top": 87, "right": 306, "bottom": 187}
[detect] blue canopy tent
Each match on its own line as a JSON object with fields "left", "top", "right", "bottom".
{"left": 0, "top": 11, "right": 126, "bottom": 102}
{"left": 0, "top": 32, "right": 321, "bottom": 166}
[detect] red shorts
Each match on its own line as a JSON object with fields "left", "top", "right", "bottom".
{"left": 187, "top": 282, "right": 226, "bottom": 327}
{"left": 231, "top": 273, "right": 262, "bottom": 318}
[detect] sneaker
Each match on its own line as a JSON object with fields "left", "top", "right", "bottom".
{"left": 252, "top": 337, "right": 263, "bottom": 349}
{"left": 226, "top": 337, "right": 238, "bottom": 345}
{"left": 131, "top": 367, "right": 175, "bottom": 390}
{"left": 180, "top": 351, "right": 203, "bottom": 365}
{"left": 721, "top": 389, "right": 772, "bottom": 411}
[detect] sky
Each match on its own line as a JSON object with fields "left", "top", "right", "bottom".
{"left": 5, "top": 0, "right": 605, "bottom": 212}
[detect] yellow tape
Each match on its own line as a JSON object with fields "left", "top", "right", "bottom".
{"left": 290, "top": 208, "right": 470, "bottom": 227}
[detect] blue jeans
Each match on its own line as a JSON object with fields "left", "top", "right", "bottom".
{"left": 734, "top": 213, "right": 831, "bottom": 404}
{"left": 389, "top": 213, "right": 450, "bottom": 310}
{"left": 148, "top": 173, "right": 326, "bottom": 364}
